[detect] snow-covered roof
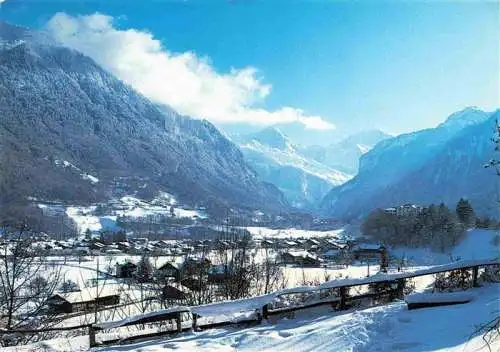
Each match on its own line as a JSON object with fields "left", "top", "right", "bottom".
{"left": 323, "top": 249, "right": 340, "bottom": 256}
{"left": 54, "top": 285, "right": 119, "bottom": 304}
{"left": 357, "top": 243, "right": 383, "bottom": 251}
{"left": 284, "top": 250, "right": 317, "bottom": 259}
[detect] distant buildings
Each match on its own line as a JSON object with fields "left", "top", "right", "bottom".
{"left": 384, "top": 204, "right": 424, "bottom": 217}
{"left": 281, "top": 250, "right": 323, "bottom": 266}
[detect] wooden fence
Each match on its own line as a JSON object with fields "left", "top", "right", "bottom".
{"left": 1, "top": 259, "right": 497, "bottom": 348}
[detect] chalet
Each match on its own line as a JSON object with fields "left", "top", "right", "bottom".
{"left": 184, "top": 257, "right": 211, "bottom": 276}
{"left": 156, "top": 262, "right": 182, "bottom": 281}
{"left": 117, "top": 241, "right": 132, "bottom": 252}
{"left": 90, "top": 241, "right": 106, "bottom": 251}
{"left": 283, "top": 240, "right": 298, "bottom": 249}
{"left": 116, "top": 261, "right": 137, "bottom": 278}
{"left": 207, "top": 264, "right": 227, "bottom": 284}
{"left": 322, "top": 249, "right": 341, "bottom": 260}
{"left": 155, "top": 240, "right": 171, "bottom": 249}
{"left": 353, "top": 243, "right": 385, "bottom": 261}
{"left": 216, "top": 240, "right": 231, "bottom": 249}
{"left": 304, "top": 239, "right": 320, "bottom": 250}
{"left": 281, "top": 251, "right": 323, "bottom": 266}
{"left": 47, "top": 287, "right": 120, "bottom": 314}
{"left": 74, "top": 247, "right": 90, "bottom": 256}
{"left": 162, "top": 285, "right": 188, "bottom": 302}
{"left": 261, "top": 240, "right": 274, "bottom": 248}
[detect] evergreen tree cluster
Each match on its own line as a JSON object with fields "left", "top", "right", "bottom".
{"left": 362, "top": 202, "right": 466, "bottom": 251}
{"left": 455, "top": 198, "right": 475, "bottom": 227}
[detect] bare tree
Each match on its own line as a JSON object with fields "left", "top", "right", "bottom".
{"left": 0, "top": 224, "right": 63, "bottom": 345}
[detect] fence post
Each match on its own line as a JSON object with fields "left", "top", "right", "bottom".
{"left": 192, "top": 313, "right": 198, "bottom": 331}
{"left": 176, "top": 315, "right": 182, "bottom": 333}
{"left": 472, "top": 267, "right": 479, "bottom": 287}
{"left": 262, "top": 304, "right": 269, "bottom": 320}
{"left": 339, "top": 286, "right": 347, "bottom": 310}
{"left": 396, "top": 279, "right": 406, "bottom": 300}
{"left": 88, "top": 326, "right": 96, "bottom": 348}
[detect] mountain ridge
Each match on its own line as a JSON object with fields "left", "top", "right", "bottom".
{"left": 321, "top": 108, "right": 500, "bottom": 219}
{"left": 0, "top": 21, "right": 287, "bottom": 217}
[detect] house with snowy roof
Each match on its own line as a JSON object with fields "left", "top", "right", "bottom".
{"left": 47, "top": 286, "right": 120, "bottom": 314}
{"left": 281, "top": 250, "right": 323, "bottom": 266}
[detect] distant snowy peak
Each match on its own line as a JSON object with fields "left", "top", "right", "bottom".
{"left": 247, "top": 127, "right": 294, "bottom": 151}
{"left": 336, "top": 129, "right": 391, "bottom": 150}
{"left": 238, "top": 126, "right": 354, "bottom": 209}
{"left": 439, "top": 107, "right": 491, "bottom": 130}
{"left": 356, "top": 144, "right": 371, "bottom": 154}
{"left": 240, "top": 138, "right": 352, "bottom": 185}
{"left": 302, "top": 129, "right": 392, "bottom": 175}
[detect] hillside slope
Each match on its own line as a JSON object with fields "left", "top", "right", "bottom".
{"left": 321, "top": 107, "right": 499, "bottom": 219}
{"left": 0, "top": 22, "right": 286, "bottom": 215}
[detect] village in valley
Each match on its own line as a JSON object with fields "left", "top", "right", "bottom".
{"left": 0, "top": 195, "right": 498, "bottom": 350}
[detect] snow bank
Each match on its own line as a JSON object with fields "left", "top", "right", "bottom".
{"left": 405, "top": 292, "right": 475, "bottom": 304}
{"left": 246, "top": 227, "right": 347, "bottom": 240}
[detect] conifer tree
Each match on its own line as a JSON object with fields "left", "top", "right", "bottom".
{"left": 136, "top": 254, "right": 153, "bottom": 283}
{"left": 456, "top": 198, "right": 475, "bottom": 227}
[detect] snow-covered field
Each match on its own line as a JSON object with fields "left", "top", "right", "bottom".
{"left": 64, "top": 195, "right": 206, "bottom": 234}
{"left": 6, "top": 284, "right": 498, "bottom": 352}
{"left": 246, "top": 227, "right": 348, "bottom": 240}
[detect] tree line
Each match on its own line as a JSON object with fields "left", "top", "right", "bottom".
{"left": 361, "top": 199, "right": 490, "bottom": 251}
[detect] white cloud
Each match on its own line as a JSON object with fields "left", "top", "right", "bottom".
{"left": 46, "top": 13, "right": 334, "bottom": 130}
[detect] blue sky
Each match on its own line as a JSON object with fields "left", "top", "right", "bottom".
{"left": 1, "top": 0, "right": 498, "bottom": 145}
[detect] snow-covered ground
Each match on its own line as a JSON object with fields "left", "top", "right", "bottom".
{"left": 246, "top": 227, "right": 348, "bottom": 240}
{"left": 101, "top": 284, "right": 499, "bottom": 352}
{"left": 65, "top": 195, "right": 206, "bottom": 234}
{"left": 66, "top": 206, "right": 118, "bottom": 234}
{"left": 6, "top": 284, "right": 498, "bottom": 352}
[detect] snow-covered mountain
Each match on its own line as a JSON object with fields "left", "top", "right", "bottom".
{"left": 301, "top": 129, "right": 391, "bottom": 174}
{"left": 236, "top": 127, "right": 352, "bottom": 209}
{"left": 321, "top": 107, "right": 499, "bottom": 219}
{"left": 0, "top": 22, "right": 286, "bottom": 216}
